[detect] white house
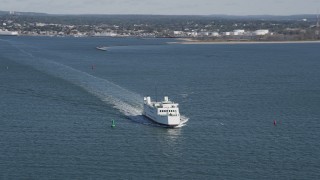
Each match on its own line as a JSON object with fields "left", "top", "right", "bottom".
{"left": 253, "top": 29, "right": 269, "bottom": 36}
{"left": 233, "top": 29, "right": 245, "bottom": 35}
{"left": 223, "top": 32, "right": 231, "bottom": 36}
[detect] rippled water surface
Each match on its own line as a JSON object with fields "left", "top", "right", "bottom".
{"left": 1, "top": 37, "right": 320, "bottom": 179}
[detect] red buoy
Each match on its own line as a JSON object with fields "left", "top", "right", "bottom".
{"left": 273, "top": 120, "right": 277, "bottom": 126}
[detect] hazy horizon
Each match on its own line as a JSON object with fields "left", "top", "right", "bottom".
{"left": 1, "top": 10, "right": 320, "bottom": 17}
{"left": 1, "top": 0, "right": 319, "bottom": 16}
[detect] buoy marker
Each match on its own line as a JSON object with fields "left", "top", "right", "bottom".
{"left": 111, "top": 119, "right": 116, "bottom": 128}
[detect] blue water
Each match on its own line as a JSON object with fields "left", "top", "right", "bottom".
{"left": 1, "top": 36, "right": 320, "bottom": 179}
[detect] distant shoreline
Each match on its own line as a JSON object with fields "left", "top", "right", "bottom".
{"left": 169, "top": 38, "right": 320, "bottom": 45}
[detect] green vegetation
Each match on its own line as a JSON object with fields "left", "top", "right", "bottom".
{"left": 1, "top": 12, "right": 319, "bottom": 41}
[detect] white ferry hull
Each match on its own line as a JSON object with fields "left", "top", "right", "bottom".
{"left": 143, "top": 112, "right": 180, "bottom": 127}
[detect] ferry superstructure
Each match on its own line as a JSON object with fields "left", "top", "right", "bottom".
{"left": 143, "top": 96, "right": 181, "bottom": 127}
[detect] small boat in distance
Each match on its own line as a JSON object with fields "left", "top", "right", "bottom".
{"left": 96, "top": 46, "right": 108, "bottom": 51}
{"left": 143, "top": 96, "right": 181, "bottom": 127}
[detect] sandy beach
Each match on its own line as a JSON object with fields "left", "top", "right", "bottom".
{"left": 169, "top": 38, "right": 320, "bottom": 45}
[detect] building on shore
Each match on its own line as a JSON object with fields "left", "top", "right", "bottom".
{"left": 253, "top": 29, "right": 269, "bottom": 36}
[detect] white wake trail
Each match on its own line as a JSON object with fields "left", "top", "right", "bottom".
{"left": 5, "top": 41, "right": 188, "bottom": 127}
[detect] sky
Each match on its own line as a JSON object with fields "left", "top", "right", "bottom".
{"left": 1, "top": 0, "right": 320, "bottom": 15}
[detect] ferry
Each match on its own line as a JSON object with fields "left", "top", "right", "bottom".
{"left": 143, "top": 96, "right": 181, "bottom": 127}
